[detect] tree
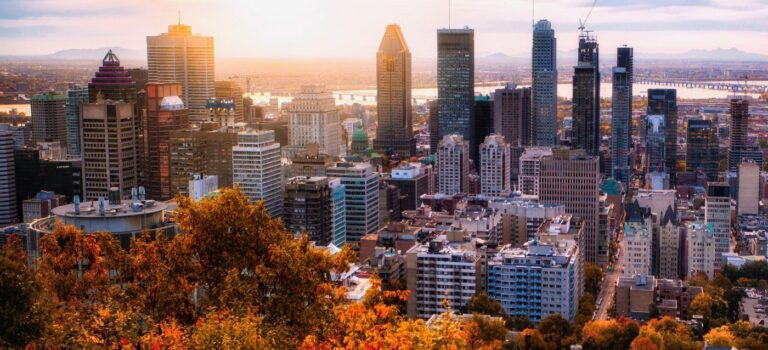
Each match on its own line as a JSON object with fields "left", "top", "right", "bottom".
{"left": 513, "top": 328, "right": 549, "bottom": 350}
{"left": 0, "top": 238, "right": 50, "bottom": 348}
{"left": 538, "top": 314, "right": 574, "bottom": 350}
{"left": 576, "top": 293, "right": 596, "bottom": 325}
{"left": 704, "top": 325, "right": 736, "bottom": 347}
{"left": 630, "top": 336, "right": 659, "bottom": 350}
{"left": 462, "top": 292, "right": 508, "bottom": 318}
{"left": 174, "top": 187, "right": 354, "bottom": 347}
{"left": 189, "top": 310, "right": 265, "bottom": 350}
{"left": 584, "top": 263, "right": 604, "bottom": 297}
{"left": 506, "top": 316, "right": 534, "bottom": 331}
{"left": 581, "top": 319, "right": 640, "bottom": 350}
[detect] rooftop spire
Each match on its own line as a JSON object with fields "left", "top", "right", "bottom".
{"left": 102, "top": 49, "right": 120, "bottom": 66}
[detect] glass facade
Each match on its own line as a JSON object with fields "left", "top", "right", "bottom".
{"left": 532, "top": 20, "right": 558, "bottom": 146}
{"left": 437, "top": 28, "right": 474, "bottom": 150}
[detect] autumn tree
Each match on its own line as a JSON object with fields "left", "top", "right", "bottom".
{"left": 704, "top": 325, "right": 736, "bottom": 347}
{"left": 174, "top": 187, "right": 354, "bottom": 347}
{"left": 580, "top": 319, "right": 640, "bottom": 350}
{"left": 538, "top": 313, "right": 575, "bottom": 350}
{"left": 0, "top": 237, "right": 50, "bottom": 348}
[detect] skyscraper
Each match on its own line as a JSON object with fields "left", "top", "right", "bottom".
{"left": 144, "top": 83, "right": 189, "bottom": 200}
{"left": 539, "top": 148, "right": 604, "bottom": 265}
{"left": 88, "top": 50, "right": 137, "bottom": 103}
{"left": 436, "top": 134, "right": 470, "bottom": 195}
{"left": 645, "top": 115, "right": 666, "bottom": 173}
{"left": 686, "top": 119, "right": 719, "bottom": 181}
{"left": 147, "top": 22, "right": 214, "bottom": 124}
{"left": 80, "top": 101, "right": 138, "bottom": 200}
{"left": 232, "top": 130, "right": 283, "bottom": 217}
{"left": 326, "top": 162, "right": 380, "bottom": 243}
{"left": 479, "top": 134, "right": 511, "bottom": 196}
{"left": 66, "top": 86, "right": 89, "bottom": 156}
{"left": 31, "top": 93, "right": 67, "bottom": 147}
{"left": 286, "top": 85, "right": 341, "bottom": 157}
{"left": 611, "top": 66, "right": 631, "bottom": 184}
{"left": 647, "top": 89, "right": 678, "bottom": 176}
{"left": 617, "top": 46, "right": 634, "bottom": 108}
{"left": 572, "top": 33, "right": 600, "bottom": 156}
{"left": 493, "top": 83, "right": 532, "bottom": 147}
{"left": 0, "top": 129, "right": 17, "bottom": 226}
{"left": 373, "top": 24, "right": 414, "bottom": 157}
{"left": 472, "top": 95, "right": 494, "bottom": 170}
{"left": 727, "top": 99, "right": 763, "bottom": 171}
{"left": 532, "top": 19, "right": 558, "bottom": 146}
{"left": 705, "top": 182, "right": 730, "bottom": 268}
{"left": 437, "top": 28, "right": 474, "bottom": 149}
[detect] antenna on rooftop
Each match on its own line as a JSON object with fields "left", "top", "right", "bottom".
{"left": 178, "top": 10, "right": 181, "bottom": 25}
{"left": 448, "top": 0, "right": 451, "bottom": 29}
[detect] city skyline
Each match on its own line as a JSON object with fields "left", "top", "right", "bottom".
{"left": 2, "top": 0, "right": 768, "bottom": 59}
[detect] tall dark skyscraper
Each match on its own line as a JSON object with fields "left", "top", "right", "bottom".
{"left": 686, "top": 119, "right": 719, "bottom": 181}
{"left": 532, "top": 19, "right": 558, "bottom": 146}
{"left": 437, "top": 28, "right": 474, "bottom": 154}
{"left": 373, "top": 24, "right": 414, "bottom": 157}
{"left": 572, "top": 32, "right": 600, "bottom": 156}
{"left": 611, "top": 47, "right": 632, "bottom": 185}
{"left": 493, "top": 83, "right": 532, "bottom": 147}
{"left": 727, "top": 98, "right": 763, "bottom": 171}
{"left": 647, "top": 89, "right": 678, "bottom": 176}
{"left": 472, "top": 95, "right": 493, "bottom": 169}
{"left": 88, "top": 50, "right": 138, "bottom": 103}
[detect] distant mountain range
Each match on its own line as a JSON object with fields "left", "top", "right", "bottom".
{"left": 477, "top": 48, "right": 768, "bottom": 65}
{"left": 45, "top": 47, "right": 145, "bottom": 61}
{"left": 0, "top": 47, "right": 146, "bottom": 62}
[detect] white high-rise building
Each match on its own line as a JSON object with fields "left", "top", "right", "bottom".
{"left": 286, "top": 85, "right": 341, "bottom": 157}
{"left": 479, "top": 134, "right": 511, "bottom": 196}
{"left": 705, "top": 182, "right": 731, "bottom": 267}
{"left": 406, "top": 234, "right": 480, "bottom": 319}
{"left": 518, "top": 147, "right": 552, "bottom": 195}
{"left": 488, "top": 238, "right": 581, "bottom": 322}
{"left": 233, "top": 130, "right": 282, "bottom": 217}
{"left": 738, "top": 161, "right": 760, "bottom": 216}
{"left": 685, "top": 221, "right": 716, "bottom": 279}
{"left": 436, "top": 134, "right": 469, "bottom": 195}
{"left": 0, "top": 129, "right": 17, "bottom": 226}
{"left": 622, "top": 220, "right": 653, "bottom": 277}
{"left": 326, "top": 162, "right": 380, "bottom": 243}
{"left": 147, "top": 23, "right": 214, "bottom": 124}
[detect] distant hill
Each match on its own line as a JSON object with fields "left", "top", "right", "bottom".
{"left": 45, "top": 47, "right": 145, "bottom": 61}
{"left": 666, "top": 48, "right": 768, "bottom": 62}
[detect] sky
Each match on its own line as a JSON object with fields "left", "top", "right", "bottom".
{"left": 1, "top": 0, "right": 768, "bottom": 59}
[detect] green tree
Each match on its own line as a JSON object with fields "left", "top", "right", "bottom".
{"left": 462, "top": 292, "right": 508, "bottom": 318}
{"left": 584, "top": 263, "right": 604, "bottom": 297}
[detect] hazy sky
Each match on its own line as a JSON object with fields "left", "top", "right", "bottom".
{"left": 1, "top": 0, "right": 768, "bottom": 58}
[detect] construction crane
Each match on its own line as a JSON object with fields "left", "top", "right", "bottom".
{"left": 578, "top": 0, "right": 598, "bottom": 33}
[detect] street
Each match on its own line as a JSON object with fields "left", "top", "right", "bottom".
{"left": 594, "top": 244, "right": 623, "bottom": 320}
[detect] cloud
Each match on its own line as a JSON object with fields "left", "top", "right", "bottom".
{"left": 0, "top": 1, "right": 142, "bottom": 19}
{"left": 0, "top": 25, "right": 56, "bottom": 37}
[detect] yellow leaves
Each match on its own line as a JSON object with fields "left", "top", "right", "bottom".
{"left": 704, "top": 325, "right": 736, "bottom": 347}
